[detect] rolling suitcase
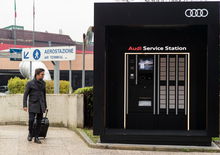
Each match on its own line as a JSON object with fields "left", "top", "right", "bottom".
{"left": 39, "top": 109, "right": 49, "bottom": 138}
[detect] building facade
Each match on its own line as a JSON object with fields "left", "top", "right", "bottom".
{"left": 0, "top": 28, "right": 93, "bottom": 90}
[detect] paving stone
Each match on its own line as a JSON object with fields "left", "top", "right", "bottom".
{"left": 0, "top": 125, "right": 219, "bottom": 155}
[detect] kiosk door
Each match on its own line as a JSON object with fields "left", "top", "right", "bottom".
{"left": 124, "top": 53, "right": 190, "bottom": 130}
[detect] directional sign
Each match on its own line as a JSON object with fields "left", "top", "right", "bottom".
{"left": 22, "top": 46, "right": 76, "bottom": 61}
{"left": 10, "top": 49, "right": 22, "bottom": 61}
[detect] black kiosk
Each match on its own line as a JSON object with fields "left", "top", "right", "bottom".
{"left": 94, "top": 2, "right": 219, "bottom": 146}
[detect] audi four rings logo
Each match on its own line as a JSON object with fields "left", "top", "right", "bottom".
{"left": 185, "top": 9, "right": 208, "bottom": 17}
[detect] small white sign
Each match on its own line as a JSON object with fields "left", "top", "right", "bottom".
{"left": 138, "top": 100, "right": 152, "bottom": 107}
{"left": 22, "top": 46, "right": 76, "bottom": 61}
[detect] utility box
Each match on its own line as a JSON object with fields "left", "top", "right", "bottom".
{"left": 94, "top": 2, "right": 219, "bottom": 146}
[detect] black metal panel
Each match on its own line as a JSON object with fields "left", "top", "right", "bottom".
{"left": 101, "top": 129, "right": 211, "bottom": 146}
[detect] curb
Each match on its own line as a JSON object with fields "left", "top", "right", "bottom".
{"left": 73, "top": 128, "right": 100, "bottom": 149}
{"left": 74, "top": 128, "right": 220, "bottom": 153}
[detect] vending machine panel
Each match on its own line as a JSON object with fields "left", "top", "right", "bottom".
{"left": 124, "top": 53, "right": 190, "bottom": 130}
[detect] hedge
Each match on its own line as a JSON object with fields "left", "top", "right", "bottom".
{"left": 74, "top": 87, "right": 93, "bottom": 128}
{"left": 45, "top": 80, "right": 70, "bottom": 94}
{"left": 7, "top": 77, "right": 70, "bottom": 94}
{"left": 8, "top": 77, "right": 28, "bottom": 94}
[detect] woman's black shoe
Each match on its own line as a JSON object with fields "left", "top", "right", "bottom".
{"left": 34, "top": 137, "right": 42, "bottom": 144}
{"left": 27, "top": 133, "right": 33, "bottom": 141}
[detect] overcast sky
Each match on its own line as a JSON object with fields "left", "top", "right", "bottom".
{"left": 0, "top": 0, "right": 216, "bottom": 42}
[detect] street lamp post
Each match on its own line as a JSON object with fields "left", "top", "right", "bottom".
{"left": 82, "top": 34, "right": 86, "bottom": 88}
{"left": 82, "top": 27, "right": 94, "bottom": 88}
{"left": 30, "top": 0, "right": 36, "bottom": 79}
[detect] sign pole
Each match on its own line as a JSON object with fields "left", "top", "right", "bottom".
{"left": 69, "top": 60, "right": 72, "bottom": 94}
{"left": 54, "top": 61, "right": 60, "bottom": 94}
{"left": 14, "top": 0, "right": 17, "bottom": 46}
{"left": 48, "top": 41, "right": 59, "bottom": 94}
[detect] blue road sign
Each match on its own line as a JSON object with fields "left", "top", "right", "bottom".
{"left": 33, "top": 49, "right": 41, "bottom": 60}
{"left": 10, "top": 49, "right": 22, "bottom": 61}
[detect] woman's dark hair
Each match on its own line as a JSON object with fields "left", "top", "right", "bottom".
{"left": 34, "top": 68, "right": 45, "bottom": 78}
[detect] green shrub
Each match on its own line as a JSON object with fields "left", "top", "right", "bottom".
{"left": 45, "top": 80, "right": 54, "bottom": 94}
{"left": 74, "top": 87, "right": 93, "bottom": 128}
{"left": 59, "top": 80, "right": 70, "bottom": 94}
{"left": 8, "top": 77, "right": 70, "bottom": 94}
{"left": 74, "top": 86, "right": 93, "bottom": 94}
{"left": 8, "top": 77, "right": 28, "bottom": 94}
{"left": 45, "top": 80, "right": 70, "bottom": 94}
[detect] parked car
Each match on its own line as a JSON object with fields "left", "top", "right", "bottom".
{"left": 0, "top": 85, "right": 8, "bottom": 93}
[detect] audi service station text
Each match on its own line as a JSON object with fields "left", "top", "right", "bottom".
{"left": 128, "top": 46, "right": 187, "bottom": 51}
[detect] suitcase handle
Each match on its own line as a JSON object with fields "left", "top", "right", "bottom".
{"left": 45, "top": 109, "right": 48, "bottom": 117}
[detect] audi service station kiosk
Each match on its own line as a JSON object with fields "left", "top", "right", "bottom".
{"left": 94, "top": 2, "right": 219, "bottom": 146}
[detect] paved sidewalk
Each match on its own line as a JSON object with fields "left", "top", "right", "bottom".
{"left": 0, "top": 125, "right": 219, "bottom": 155}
